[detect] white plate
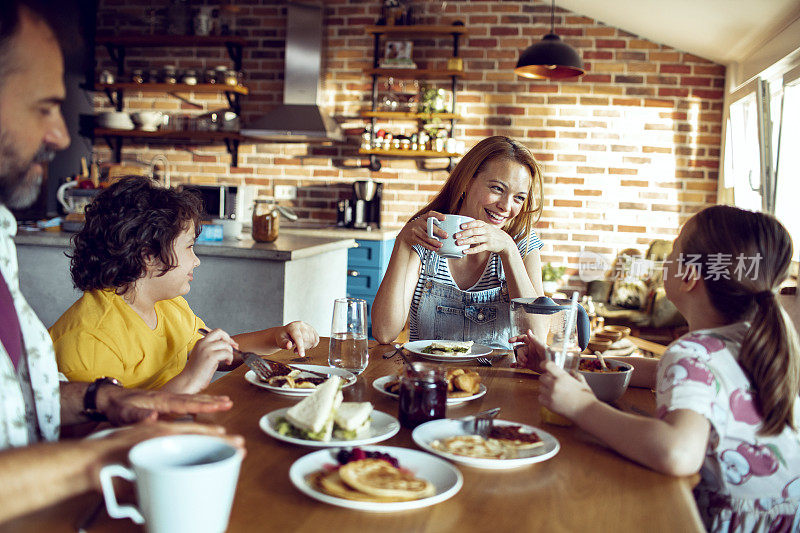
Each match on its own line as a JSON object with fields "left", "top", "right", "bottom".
{"left": 259, "top": 408, "right": 400, "bottom": 447}
{"left": 372, "top": 375, "right": 487, "bottom": 405}
{"left": 412, "top": 418, "right": 560, "bottom": 470}
{"left": 244, "top": 365, "right": 357, "bottom": 396}
{"left": 289, "top": 445, "right": 462, "bottom": 512}
{"left": 403, "top": 340, "right": 493, "bottom": 362}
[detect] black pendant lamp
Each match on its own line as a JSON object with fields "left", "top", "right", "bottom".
{"left": 515, "top": 0, "right": 585, "bottom": 80}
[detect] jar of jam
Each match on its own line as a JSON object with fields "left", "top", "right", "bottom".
{"left": 252, "top": 199, "right": 279, "bottom": 242}
{"left": 398, "top": 363, "right": 447, "bottom": 429}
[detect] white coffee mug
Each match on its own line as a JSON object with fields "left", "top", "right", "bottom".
{"left": 427, "top": 214, "right": 474, "bottom": 258}
{"left": 99, "top": 435, "right": 243, "bottom": 533}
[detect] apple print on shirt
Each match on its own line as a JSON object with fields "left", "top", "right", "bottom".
{"left": 729, "top": 388, "right": 762, "bottom": 425}
{"left": 658, "top": 357, "right": 716, "bottom": 393}
{"left": 720, "top": 442, "right": 779, "bottom": 485}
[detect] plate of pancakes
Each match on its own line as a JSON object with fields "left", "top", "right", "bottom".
{"left": 244, "top": 365, "right": 357, "bottom": 396}
{"left": 412, "top": 419, "right": 560, "bottom": 470}
{"left": 289, "top": 446, "right": 463, "bottom": 511}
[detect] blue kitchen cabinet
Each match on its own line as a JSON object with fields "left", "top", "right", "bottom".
{"left": 346, "top": 238, "right": 394, "bottom": 338}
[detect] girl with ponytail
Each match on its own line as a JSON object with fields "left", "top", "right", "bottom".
{"left": 514, "top": 205, "right": 800, "bottom": 532}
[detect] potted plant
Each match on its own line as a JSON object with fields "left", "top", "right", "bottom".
{"left": 542, "top": 263, "right": 567, "bottom": 294}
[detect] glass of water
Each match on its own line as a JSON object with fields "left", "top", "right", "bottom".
{"left": 328, "top": 297, "right": 369, "bottom": 375}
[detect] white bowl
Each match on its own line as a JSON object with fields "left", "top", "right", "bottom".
{"left": 130, "top": 111, "right": 164, "bottom": 131}
{"left": 579, "top": 357, "right": 633, "bottom": 402}
{"left": 96, "top": 111, "right": 134, "bottom": 130}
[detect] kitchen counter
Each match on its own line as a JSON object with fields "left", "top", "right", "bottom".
{"left": 280, "top": 223, "right": 400, "bottom": 241}
{"left": 14, "top": 229, "right": 356, "bottom": 261}
{"left": 14, "top": 229, "right": 356, "bottom": 335}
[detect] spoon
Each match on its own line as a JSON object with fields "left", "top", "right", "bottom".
{"left": 594, "top": 350, "right": 609, "bottom": 370}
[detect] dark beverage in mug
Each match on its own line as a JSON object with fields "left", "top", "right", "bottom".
{"left": 398, "top": 363, "right": 446, "bottom": 429}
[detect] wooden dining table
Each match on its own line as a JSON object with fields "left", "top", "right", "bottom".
{"left": 2, "top": 340, "right": 704, "bottom": 532}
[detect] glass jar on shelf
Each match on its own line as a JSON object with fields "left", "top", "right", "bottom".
{"left": 181, "top": 69, "right": 198, "bottom": 85}
{"left": 162, "top": 65, "right": 177, "bottom": 84}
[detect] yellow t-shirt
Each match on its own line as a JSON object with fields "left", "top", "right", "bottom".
{"left": 50, "top": 290, "right": 206, "bottom": 390}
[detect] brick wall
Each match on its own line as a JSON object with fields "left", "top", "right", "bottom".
{"left": 93, "top": 0, "right": 724, "bottom": 285}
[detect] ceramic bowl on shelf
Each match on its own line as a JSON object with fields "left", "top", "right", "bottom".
{"left": 603, "top": 325, "right": 631, "bottom": 338}
{"left": 95, "top": 111, "right": 134, "bottom": 130}
{"left": 130, "top": 111, "right": 164, "bottom": 132}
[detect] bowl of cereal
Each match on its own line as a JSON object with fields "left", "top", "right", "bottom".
{"left": 578, "top": 357, "right": 633, "bottom": 402}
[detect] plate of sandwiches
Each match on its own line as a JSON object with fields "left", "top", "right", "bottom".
{"left": 260, "top": 376, "right": 400, "bottom": 447}
{"left": 244, "top": 364, "right": 357, "bottom": 396}
{"left": 403, "top": 340, "right": 493, "bottom": 362}
{"left": 372, "top": 367, "right": 487, "bottom": 405}
{"left": 412, "top": 418, "right": 560, "bottom": 470}
{"left": 290, "top": 445, "right": 463, "bottom": 511}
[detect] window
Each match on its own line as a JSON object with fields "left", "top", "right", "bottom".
{"left": 774, "top": 67, "right": 800, "bottom": 250}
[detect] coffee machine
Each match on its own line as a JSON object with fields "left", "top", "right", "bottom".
{"left": 350, "top": 180, "right": 382, "bottom": 229}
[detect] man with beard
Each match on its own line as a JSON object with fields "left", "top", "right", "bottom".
{"left": 0, "top": 1, "right": 243, "bottom": 524}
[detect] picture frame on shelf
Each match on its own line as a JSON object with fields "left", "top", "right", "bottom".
{"left": 380, "top": 40, "right": 416, "bottom": 68}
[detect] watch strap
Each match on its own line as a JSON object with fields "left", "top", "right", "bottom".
{"left": 82, "top": 377, "right": 121, "bottom": 421}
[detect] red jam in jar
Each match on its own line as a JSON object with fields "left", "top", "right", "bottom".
{"left": 398, "top": 363, "right": 447, "bottom": 429}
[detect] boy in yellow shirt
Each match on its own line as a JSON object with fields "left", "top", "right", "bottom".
{"left": 50, "top": 177, "right": 319, "bottom": 393}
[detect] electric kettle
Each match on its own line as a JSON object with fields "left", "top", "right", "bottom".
{"left": 511, "top": 296, "right": 591, "bottom": 351}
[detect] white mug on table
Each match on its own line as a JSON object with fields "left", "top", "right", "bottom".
{"left": 427, "top": 214, "right": 474, "bottom": 258}
{"left": 99, "top": 435, "right": 243, "bottom": 533}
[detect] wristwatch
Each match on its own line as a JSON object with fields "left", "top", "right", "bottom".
{"left": 82, "top": 377, "right": 122, "bottom": 421}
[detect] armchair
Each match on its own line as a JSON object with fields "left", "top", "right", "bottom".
{"left": 587, "top": 239, "right": 687, "bottom": 342}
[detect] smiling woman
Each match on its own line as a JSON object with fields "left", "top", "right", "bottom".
{"left": 371, "top": 136, "right": 546, "bottom": 348}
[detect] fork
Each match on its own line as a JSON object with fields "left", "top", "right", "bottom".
{"left": 197, "top": 328, "right": 327, "bottom": 380}
{"left": 476, "top": 357, "right": 492, "bottom": 367}
{"left": 461, "top": 407, "right": 501, "bottom": 438}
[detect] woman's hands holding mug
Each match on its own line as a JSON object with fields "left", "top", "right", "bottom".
{"left": 453, "top": 218, "right": 517, "bottom": 256}
{"left": 400, "top": 211, "right": 447, "bottom": 252}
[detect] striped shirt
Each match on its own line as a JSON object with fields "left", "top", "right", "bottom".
{"left": 409, "top": 231, "right": 543, "bottom": 340}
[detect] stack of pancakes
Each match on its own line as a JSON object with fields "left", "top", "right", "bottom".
{"left": 310, "top": 459, "right": 435, "bottom": 502}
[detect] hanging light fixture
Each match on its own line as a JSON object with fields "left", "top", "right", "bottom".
{"left": 515, "top": 0, "right": 585, "bottom": 80}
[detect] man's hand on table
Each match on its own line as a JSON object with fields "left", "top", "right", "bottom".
{"left": 97, "top": 386, "right": 234, "bottom": 426}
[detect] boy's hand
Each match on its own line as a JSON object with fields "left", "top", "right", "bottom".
{"left": 275, "top": 321, "right": 319, "bottom": 357}
{"left": 183, "top": 328, "right": 237, "bottom": 392}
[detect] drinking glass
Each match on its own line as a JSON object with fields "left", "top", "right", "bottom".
{"left": 328, "top": 298, "right": 369, "bottom": 375}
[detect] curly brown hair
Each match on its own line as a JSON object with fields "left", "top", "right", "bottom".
{"left": 69, "top": 176, "right": 202, "bottom": 292}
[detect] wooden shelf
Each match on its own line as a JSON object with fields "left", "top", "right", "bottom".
{"left": 359, "top": 148, "right": 461, "bottom": 158}
{"left": 365, "top": 25, "right": 468, "bottom": 37}
{"left": 94, "top": 83, "right": 248, "bottom": 95}
{"left": 365, "top": 68, "right": 463, "bottom": 79}
{"left": 360, "top": 111, "right": 460, "bottom": 120}
{"left": 94, "top": 128, "right": 246, "bottom": 141}
{"left": 96, "top": 35, "right": 246, "bottom": 47}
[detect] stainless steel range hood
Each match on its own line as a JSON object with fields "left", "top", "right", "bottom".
{"left": 241, "top": 3, "right": 343, "bottom": 143}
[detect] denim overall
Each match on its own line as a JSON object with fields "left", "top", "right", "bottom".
{"left": 411, "top": 250, "right": 513, "bottom": 349}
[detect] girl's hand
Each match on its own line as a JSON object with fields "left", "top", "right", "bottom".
{"left": 184, "top": 328, "right": 237, "bottom": 392}
{"left": 398, "top": 211, "right": 447, "bottom": 252}
{"left": 538, "top": 361, "right": 597, "bottom": 419}
{"left": 510, "top": 329, "right": 547, "bottom": 372}
{"left": 454, "top": 219, "right": 516, "bottom": 256}
{"left": 275, "top": 321, "right": 319, "bottom": 357}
